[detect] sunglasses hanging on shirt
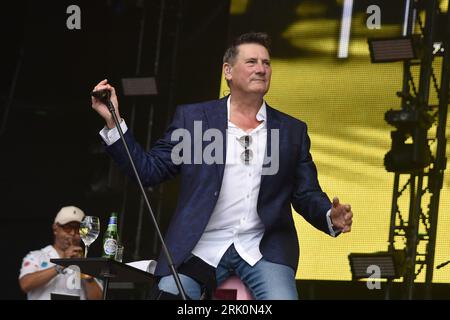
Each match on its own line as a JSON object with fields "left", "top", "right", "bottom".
{"left": 237, "top": 135, "right": 253, "bottom": 165}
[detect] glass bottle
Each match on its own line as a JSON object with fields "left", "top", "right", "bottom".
{"left": 102, "top": 212, "right": 119, "bottom": 259}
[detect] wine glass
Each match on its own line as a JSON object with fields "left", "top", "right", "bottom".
{"left": 79, "top": 216, "right": 100, "bottom": 258}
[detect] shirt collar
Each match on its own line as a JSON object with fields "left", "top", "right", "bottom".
{"left": 46, "top": 245, "right": 60, "bottom": 258}
{"left": 226, "top": 96, "right": 267, "bottom": 122}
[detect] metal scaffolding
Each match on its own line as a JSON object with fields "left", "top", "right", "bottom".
{"left": 386, "top": 0, "right": 449, "bottom": 299}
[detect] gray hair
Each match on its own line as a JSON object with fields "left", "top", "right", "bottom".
{"left": 223, "top": 32, "right": 271, "bottom": 65}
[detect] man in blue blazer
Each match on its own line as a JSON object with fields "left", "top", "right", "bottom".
{"left": 92, "top": 32, "right": 353, "bottom": 300}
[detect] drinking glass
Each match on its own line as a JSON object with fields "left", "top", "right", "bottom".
{"left": 79, "top": 216, "right": 100, "bottom": 258}
{"left": 115, "top": 244, "right": 124, "bottom": 262}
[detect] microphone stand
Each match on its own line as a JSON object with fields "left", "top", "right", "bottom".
{"left": 98, "top": 91, "right": 187, "bottom": 300}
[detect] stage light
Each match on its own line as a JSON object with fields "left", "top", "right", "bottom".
{"left": 368, "top": 36, "right": 418, "bottom": 63}
{"left": 383, "top": 109, "right": 433, "bottom": 173}
{"left": 348, "top": 251, "right": 405, "bottom": 280}
{"left": 384, "top": 109, "right": 433, "bottom": 131}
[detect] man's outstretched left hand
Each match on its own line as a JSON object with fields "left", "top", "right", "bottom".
{"left": 330, "top": 197, "right": 353, "bottom": 233}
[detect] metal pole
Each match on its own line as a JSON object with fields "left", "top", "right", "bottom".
{"left": 388, "top": 173, "right": 400, "bottom": 250}
{"left": 404, "top": 174, "right": 416, "bottom": 299}
{"left": 424, "top": 0, "right": 450, "bottom": 299}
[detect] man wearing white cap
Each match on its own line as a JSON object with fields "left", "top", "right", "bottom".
{"left": 19, "top": 206, "right": 102, "bottom": 300}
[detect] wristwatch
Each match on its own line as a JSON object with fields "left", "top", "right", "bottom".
{"left": 54, "top": 265, "right": 65, "bottom": 275}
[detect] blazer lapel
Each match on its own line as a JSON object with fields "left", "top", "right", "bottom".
{"left": 260, "top": 104, "right": 282, "bottom": 187}
{"left": 204, "top": 97, "right": 228, "bottom": 184}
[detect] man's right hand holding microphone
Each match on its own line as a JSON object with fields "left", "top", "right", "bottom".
{"left": 91, "top": 79, "right": 121, "bottom": 129}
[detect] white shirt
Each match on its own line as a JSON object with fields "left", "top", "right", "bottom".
{"left": 99, "top": 97, "right": 337, "bottom": 268}
{"left": 192, "top": 98, "right": 268, "bottom": 267}
{"left": 19, "top": 245, "right": 87, "bottom": 300}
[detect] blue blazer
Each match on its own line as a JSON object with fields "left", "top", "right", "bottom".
{"left": 106, "top": 96, "right": 332, "bottom": 276}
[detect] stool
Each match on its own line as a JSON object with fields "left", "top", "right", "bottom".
{"left": 213, "top": 275, "right": 253, "bottom": 300}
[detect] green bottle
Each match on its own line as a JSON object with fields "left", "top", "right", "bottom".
{"left": 102, "top": 212, "right": 119, "bottom": 259}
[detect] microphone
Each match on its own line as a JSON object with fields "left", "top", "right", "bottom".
{"left": 91, "top": 89, "right": 115, "bottom": 113}
{"left": 91, "top": 89, "right": 111, "bottom": 105}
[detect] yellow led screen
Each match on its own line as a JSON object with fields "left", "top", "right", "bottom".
{"left": 221, "top": 0, "right": 450, "bottom": 282}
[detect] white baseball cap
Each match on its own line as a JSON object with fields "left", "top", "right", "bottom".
{"left": 54, "top": 206, "right": 85, "bottom": 225}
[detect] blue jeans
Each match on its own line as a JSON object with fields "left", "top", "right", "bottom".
{"left": 158, "top": 244, "right": 298, "bottom": 300}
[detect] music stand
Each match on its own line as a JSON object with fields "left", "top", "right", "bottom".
{"left": 51, "top": 258, "right": 155, "bottom": 300}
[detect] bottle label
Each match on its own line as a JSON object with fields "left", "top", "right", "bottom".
{"left": 103, "top": 239, "right": 118, "bottom": 256}
{"left": 109, "top": 216, "right": 117, "bottom": 225}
